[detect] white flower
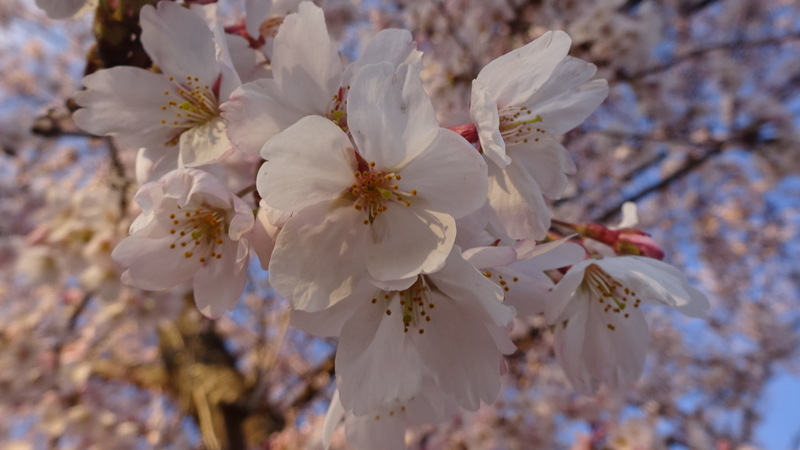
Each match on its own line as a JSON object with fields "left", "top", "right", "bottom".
{"left": 322, "top": 380, "right": 459, "bottom": 450}
{"left": 35, "top": 0, "right": 96, "bottom": 19}
{"left": 291, "top": 248, "right": 515, "bottom": 414}
{"left": 470, "top": 30, "right": 609, "bottom": 240}
{"left": 545, "top": 256, "right": 709, "bottom": 394}
{"left": 221, "top": 1, "right": 421, "bottom": 157}
{"left": 74, "top": 1, "right": 238, "bottom": 168}
{"left": 259, "top": 62, "right": 487, "bottom": 311}
{"left": 463, "top": 238, "right": 586, "bottom": 317}
{"left": 112, "top": 169, "right": 253, "bottom": 318}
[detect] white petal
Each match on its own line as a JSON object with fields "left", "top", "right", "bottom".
{"left": 193, "top": 238, "right": 249, "bottom": 318}
{"left": 112, "top": 234, "right": 202, "bottom": 290}
{"left": 394, "top": 128, "right": 488, "bottom": 219}
{"left": 476, "top": 30, "right": 572, "bottom": 107}
{"left": 508, "top": 136, "right": 576, "bottom": 199}
{"left": 410, "top": 292, "right": 504, "bottom": 411}
{"left": 178, "top": 117, "right": 233, "bottom": 168}
{"left": 545, "top": 260, "right": 591, "bottom": 324}
{"left": 462, "top": 245, "right": 517, "bottom": 270}
{"left": 497, "top": 265, "right": 550, "bottom": 317}
{"left": 251, "top": 207, "right": 279, "bottom": 269}
{"left": 221, "top": 79, "right": 309, "bottom": 157}
{"left": 366, "top": 207, "right": 455, "bottom": 281}
{"left": 258, "top": 116, "right": 356, "bottom": 212}
{"left": 269, "top": 201, "right": 367, "bottom": 311}
{"left": 337, "top": 295, "right": 423, "bottom": 415}
{"left": 470, "top": 80, "right": 510, "bottom": 167}
{"left": 486, "top": 159, "right": 550, "bottom": 240}
{"left": 348, "top": 62, "right": 440, "bottom": 169}
{"left": 136, "top": 147, "right": 180, "bottom": 186}
{"left": 614, "top": 202, "right": 639, "bottom": 229}
{"left": 289, "top": 283, "right": 373, "bottom": 337}
{"left": 514, "top": 239, "right": 586, "bottom": 271}
{"left": 342, "top": 29, "right": 417, "bottom": 87}
{"left": 140, "top": 2, "right": 220, "bottom": 87}
{"left": 73, "top": 67, "right": 180, "bottom": 149}
{"left": 271, "top": 1, "right": 342, "bottom": 114}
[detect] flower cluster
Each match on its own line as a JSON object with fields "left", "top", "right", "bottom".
{"left": 66, "top": 1, "right": 710, "bottom": 447}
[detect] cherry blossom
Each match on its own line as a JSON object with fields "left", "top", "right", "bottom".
{"left": 221, "top": 1, "right": 420, "bottom": 157}
{"left": 545, "top": 256, "right": 709, "bottom": 394}
{"left": 112, "top": 168, "right": 253, "bottom": 318}
{"left": 74, "top": 1, "right": 239, "bottom": 168}
{"left": 470, "top": 30, "right": 609, "bottom": 240}
{"left": 259, "top": 61, "right": 487, "bottom": 311}
{"left": 291, "top": 248, "right": 515, "bottom": 414}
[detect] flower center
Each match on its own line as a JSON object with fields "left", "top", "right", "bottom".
{"left": 497, "top": 105, "right": 544, "bottom": 145}
{"left": 349, "top": 161, "right": 417, "bottom": 225}
{"left": 259, "top": 15, "right": 285, "bottom": 39}
{"left": 482, "top": 270, "right": 519, "bottom": 294}
{"left": 583, "top": 263, "right": 643, "bottom": 330}
{"left": 159, "top": 76, "right": 220, "bottom": 141}
{"left": 165, "top": 203, "right": 226, "bottom": 263}
{"left": 371, "top": 277, "right": 436, "bottom": 335}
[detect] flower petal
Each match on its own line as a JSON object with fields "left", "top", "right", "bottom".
{"left": 269, "top": 201, "right": 367, "bottom": 311}
{"left": 140, "top": 2, "right": 220, "bottom": 87}
{"left": 193, "top": 238, "right": 249, "bottom": 318}
{"left": 258, "top": 116, "right": 357, "bottom": 212}
{"left": 342, "top": 29, "right": 417, "bottom": 87}
{"left": 508, "top": 135, "right": 576, "bottom": 199}
{"left": 289, "top": 283, "right": 373, "bottom": 337}
{"left": 348, "top": 62, "right": 440, "bottom": 168}
{"left": 486, "top": 159, "right": 550, "bottom": 240}
{"left": 366, "top": 207, "right": 455, "bottom": 281}
{"left": 112, "top": 234, "right": 202, "bottom": 290}
{"left": 470, "top": 80, "right": 510, "bottom": 167}
{"left": 178, "top": 116, "right": 233, "bottom": 168}
{"left": 73, "top": 67, "right": 180, "bottom": 149}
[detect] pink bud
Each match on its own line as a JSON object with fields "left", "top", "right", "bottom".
{"left": 614, "top": 230, "right": 665, "bottom": 260}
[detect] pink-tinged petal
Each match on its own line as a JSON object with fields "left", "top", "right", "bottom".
{"left": 470, "top": 81, "right": 510, "bottom": 167}
{"left": 271, "top": 2, "right": 341, "bottom": 114}
{"left": 368, "top": 275, "right": 418, "bottom": 292}
{"left": 410, "top": 291, "right": 503, "bottom": 411}
{"left": 514, "top": 239, "right": 586, "bottom": 271}
{"left": 213, "top": 24, "right": 244, "bottom": 103}
{"left": 140, "top": 2, "right": 220, "bottom": 87}
{"left": 136, "top": 147, "right": 180, "bottom": 186}
{"left": 429, "top": 248, "right": 514, "bottom": 328}
{"left": 545, "top": 261, "right": 590, "bottom": 324}
{"left": 462, "top": 246, "right": 517, "bottom": 270}
{"left": 337, "top": 294, "right": 423, "bottom": 415}
{"left": 35, "top": 0, "right": 91, "bottom": 19}
{"left": 345, "top": 408, "right": 406, "bottom": 450}
{"left": 269, "top": 202, "right": 366, "bottom": 311}
{"left": 454, "top": 205, "right": 494, "bottom": 249}
{"left": 476, "top": 30, "right": 572, "bottom": 107}
{"left": 162, "top": 168, "right": 232, "bottom": 211}
{"left": 73, "top": 67, "right": 180, "bottom": 149}
{"left": 178, "top": 117, "right": 233, "bottom": 168}
{"left": 342, "top": 29, "right": 417, "bottom": 87}
{"left": 555, "top": 301, "right": 649, "bottom": 395}
{"left": 193, "top": 238, "right": 249, "bottom": 318}
{"left": 404, "top": 378, "right": 459, "bottom": 425}
{"left": 348, "top": 62, "right": 440, "bottom": 168}
{"left": 366, "top": 208, "right": 455, "bottom": 281}
{"left": 258, "top": 116, "right": 357, "bottom": 212}
{"left": 486, "top": 160, "right": 550, "bottom": 240}
{"left": 224, "top": 34, "right": 270, "bottom": 84}
{"left": 113, "top": 234, "right": 202, "bottom": 290}
{"left": 251, "top": 207, "right": 279, "bottom": 269}
{"left": 498, "top": 267, "right": 549, "bottom": 317}
{"left": 603, "top": 257, "right": 709, "bottom": 318}
{"left": 508, "top": 136, "right": 576, "bottom": 199}
{"left": 524, "top": 57, "right": 608, "bottom": 135}
{"left": 394, "top": 128, "right": 488, "bottom": 219}
{"left": 290, "top": 292, "right": 364, "bottom": 338}
{"left": 221, "top": 79, "right": 308, "bottom": 157}
{"left": 322, "top": 390, "right": 345, "bottom": 450}
{"left": 245, "top": 0, "right": 273, "bottom": 37}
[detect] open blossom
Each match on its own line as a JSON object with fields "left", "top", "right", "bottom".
{"left": 74, "top": 1, "right": 239, "bottom": 168}
{"left": 222, "top": 1, "right": 420, "bottom": 157}
{"left": 112, "top": 169, "right": 253, "bottom": 318}
{"left": 470, "top": 30, "right": 609, "bottom": 240}
{"left": 259, "top": 61, "right": 487, "bottom": 311}
{"left": 291, "top": 247, "right": 515, "bottom": 414}
{"left": 545, "top": 256, "right": 709, "bottom": 394}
